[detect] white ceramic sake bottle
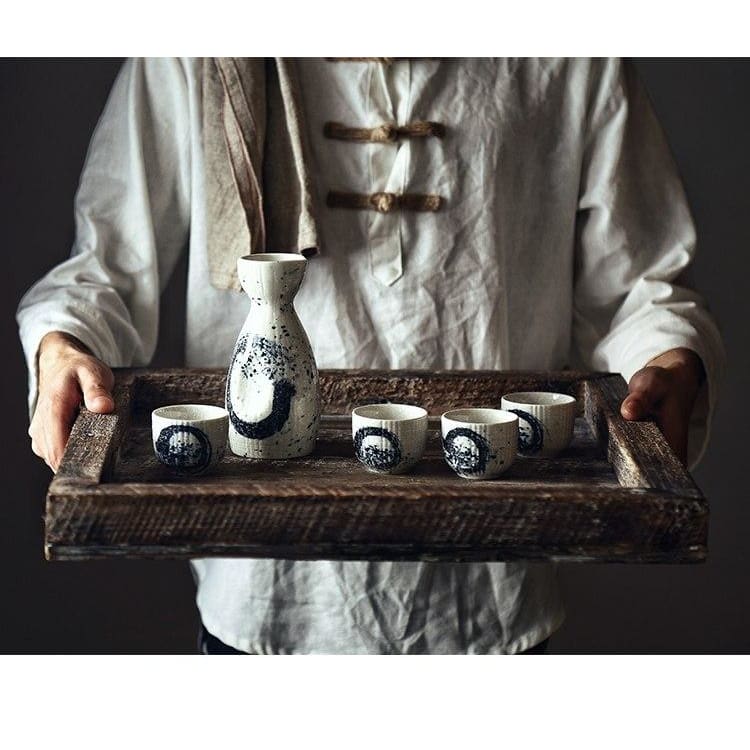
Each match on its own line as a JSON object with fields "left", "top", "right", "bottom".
{"left": 226, "top": 253, "right": 320, "bottom": 458}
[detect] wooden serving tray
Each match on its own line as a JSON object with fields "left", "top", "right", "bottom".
{"left": 45, "top": 369, "right": 707, "bottom": 563}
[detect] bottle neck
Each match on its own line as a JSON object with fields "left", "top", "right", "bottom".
{"left": 249, "top": 297, "right": 294, "bottom": 311}
{"left": 244, "top": 298, "right": 299, "bottom": 330}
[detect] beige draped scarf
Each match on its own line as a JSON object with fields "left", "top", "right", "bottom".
{"left": 202, "top": 58, "right": 320, "bottom": 291}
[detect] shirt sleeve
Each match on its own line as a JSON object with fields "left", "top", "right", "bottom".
{"left": 16, "top": 57, "right": 193, "bottom": 418}
{"left": 572, "top": 58, "right": 725, "bottom": 469}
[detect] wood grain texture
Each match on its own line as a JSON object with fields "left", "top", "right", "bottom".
{"left": 584, "top": 375, "right": 701, "bottom": 495}
{"left": 53, "top": 372, "right": 136, "bottom": 486}
{"left": 44, "top": 368, "right": 708, "bottom": 563}
{"left": 46, "top": 485, "right": 706, "bottom": 563}
{"left": 129, "top": 368, "right": 598, "bottom": 417}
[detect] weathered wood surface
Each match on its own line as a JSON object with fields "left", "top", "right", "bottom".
{"left": 111, "top": 418, "right": 617, "bottom": 485}
{"left": 130, "top": 368, "right": 595, "bottom": 417}
{"left": 45, "top": 368, "right": 708, "bottom": 563}
{"left": 54, "top": 373, "right": 136, "bottom": 486}
{"left": 46, "top": 484, "right": 706, "bottom": 563}
{"left": 583, "top": 376, "right": 700, "bottom": 495}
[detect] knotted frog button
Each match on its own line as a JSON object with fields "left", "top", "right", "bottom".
{"left": 370, "top": 192, "right": 397, "bottom": 213}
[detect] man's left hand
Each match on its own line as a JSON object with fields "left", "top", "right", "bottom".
{"left": 620, "top": 347, "right": 705, "bottom": 465}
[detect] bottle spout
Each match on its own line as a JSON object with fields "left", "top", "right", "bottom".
{"left": 237, "top": 253, "right": 307, "bottom": 301}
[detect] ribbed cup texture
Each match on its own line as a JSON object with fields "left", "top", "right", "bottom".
{"left": 441, "top": 416, "right": 517, "bottom": 480}
{"left": 152, "top": 413, "right": 228, "bottom": 475}
{"left": 500, "top": 396, "right": 576, "bottom": 458}
{"left": 352, "top": 414, "right": 427, "bottom": 475}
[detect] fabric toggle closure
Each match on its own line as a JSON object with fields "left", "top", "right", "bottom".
{"left": 324, "top": 120, "right": 446, "bottom": 144}
{"left": 327, "top": 191, "right": 443, "bottom": 213}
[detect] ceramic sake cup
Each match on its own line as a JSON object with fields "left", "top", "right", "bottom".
{"left": 500, "top": 392, "right": 577, "bottom": 458}
{"left": 352, "top": 404, "right": 428, "bottom": 475}
{"left": 441, "top": 408, "right": 518, "bottom": 480}
{"left": 152, "top": 404, "right": 229, "bottom": 475}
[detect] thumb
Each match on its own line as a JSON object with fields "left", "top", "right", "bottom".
{"left": 620, "top": 367, "right": 667, "bottom": 421}
{"left": 78, "top": 362, "right": 115, "bottom": 413}
{"left": 620, "top": 367, "right": 658, "bottom": 420}
{"left": 621, "top": 391, "right": 653, "bottom": 421}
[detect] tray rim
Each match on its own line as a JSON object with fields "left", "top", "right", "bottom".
{"left": 44, "top": 367, "right": 707, "bottom": 563}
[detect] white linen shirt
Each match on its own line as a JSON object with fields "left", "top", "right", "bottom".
{"left": 17, "top": 58, "right": 724, "bottom": 654}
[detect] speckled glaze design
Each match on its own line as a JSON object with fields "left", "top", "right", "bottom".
{"left": 351, "top": 404, "right": 428, "bottom": 475}
{"left": 441, "top": 409, "right": 518, "bottom": 481}
{"left": 155, "top": 424, "right": 212, "bottom": 474}
{"left": 227, "top": 254, "right": 320, "bottom": 459}
{"left": 353, "top": 426, "right": 402, "bottom": 471}
{"left": 501, "top": 392, "right": 577, "bottom": 459}
{"left": 151, "top": 404, "right": 229, "bottom": 476}
{"left": 506, "top": 408, "right": 545, "bottom": 456}
{"left": 442, "top": 426, "right": 493, "bottom": 476}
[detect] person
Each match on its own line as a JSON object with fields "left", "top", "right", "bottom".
{"left": 17, "top": 58, "right": 724, "bottom": 655}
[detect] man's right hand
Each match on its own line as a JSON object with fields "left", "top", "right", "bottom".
{"left": 29, "top": 332, "right": 115, "bottom": 473}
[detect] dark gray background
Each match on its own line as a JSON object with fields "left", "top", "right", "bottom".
{"left": 1, "top": 59, "right": 746, "bottom": 654}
